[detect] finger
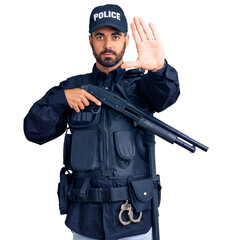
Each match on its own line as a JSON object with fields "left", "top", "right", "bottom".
{"left": 81, "top": 96, "right": 90, "bottom": 107}
{"left": 131, "top": 22, "right": 141, "bottom": 44}
{"left": 77, "top": 100, "right": 85, "bottom": 110}
{"left": 84, "top": 91, "right": 101, "bottom": 106}
{"left": 73, "top": 104, "right": 80, "bottom": 113}
{"left": 139, "top": 18, "right": 153, "bottom": 40}
{"left": 121, "top": 61, "right": 141, "bottom": 69}
{"left": 134, "top": 17, "right": 146, "bottom": 41}
{"left": 149, "top": 23, "right": 160, "bottom": 41}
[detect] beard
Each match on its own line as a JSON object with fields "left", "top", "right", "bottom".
{"left": 92, "top": 42, "right": 126, "bottom": 67}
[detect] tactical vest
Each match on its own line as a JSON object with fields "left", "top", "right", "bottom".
{"left": 58, "top": 70, "right": 161, "bottom": 226}
{"left": 63, "top": 69, "right": 152, "bottom": 178}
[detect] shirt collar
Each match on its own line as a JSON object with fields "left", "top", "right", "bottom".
{"left": 91, "top": 63, "right": 126, "bottom": 84}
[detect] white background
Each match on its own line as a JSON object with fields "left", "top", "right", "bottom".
{"left": 1, "top": 0, "right": 231, "bottom": 239}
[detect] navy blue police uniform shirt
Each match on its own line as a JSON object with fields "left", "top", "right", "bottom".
{"left": 24, "top": 61, "right": 180, "bottom": 239}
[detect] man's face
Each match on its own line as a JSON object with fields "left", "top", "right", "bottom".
{"left": 89, "top": 26, "right": 129, "bottom": 67}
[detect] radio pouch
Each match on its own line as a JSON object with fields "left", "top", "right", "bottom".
{"left": 129, "top": 178, "right": 154, "bottom": 213}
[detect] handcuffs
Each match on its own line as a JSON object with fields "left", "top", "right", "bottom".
{"left": 119, "top": 200, "right": 142, "bottom": 226}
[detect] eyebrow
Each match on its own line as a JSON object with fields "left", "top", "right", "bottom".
{"left": 94, "top": 32, "right": 122, "bottom": 37}
{"left": 112, "top": 32, "right": 122, "bottom": 36}
{"left": 94, "top": 33, "right": 104, "bottom": 37}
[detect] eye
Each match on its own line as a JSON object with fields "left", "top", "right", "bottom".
{"left": 113, "top": 36, "right": 120, "bottom": 40}
{"left": 96, "top": 36, "right": 104, "bottom": 40}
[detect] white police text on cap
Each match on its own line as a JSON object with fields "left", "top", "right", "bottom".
{"left": 94, "top": 11, "right": 121, "bottom": 21}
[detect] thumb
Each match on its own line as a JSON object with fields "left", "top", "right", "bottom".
{"left": 121, "top": 61, "right": 141, "bottom": 69}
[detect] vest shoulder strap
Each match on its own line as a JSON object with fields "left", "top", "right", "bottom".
{"left": 66, "top": 73, "right": 92, "bottom": 89}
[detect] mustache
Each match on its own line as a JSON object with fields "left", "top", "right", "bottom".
{"left": 100, "top": 49, "right": 116, "bottom": 55}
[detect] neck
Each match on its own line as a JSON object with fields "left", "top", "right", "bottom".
{"left": 96, "top": 59, "right": 123, "bottom": 75}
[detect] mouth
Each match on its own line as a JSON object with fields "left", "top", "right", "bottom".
{"left": 102, "top": 53, "right": 114, "bottom": 56}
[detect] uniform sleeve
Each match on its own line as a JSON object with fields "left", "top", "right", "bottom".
{"left": 23, "top": 81, "right": 70, "bottom": 145}
{"left": 139, "top": 59, "right": 180, "bottom": 112}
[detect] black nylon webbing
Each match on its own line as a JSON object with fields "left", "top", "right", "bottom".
{"left": 66, "top": 73, "right": 92, "bottom": 89}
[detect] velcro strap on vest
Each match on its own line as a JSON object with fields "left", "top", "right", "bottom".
{"left": 69, "top": 186, "right": 129, "bottom": 203}
{"left": 78, "top": 177, "right": 90, "bottom": 201}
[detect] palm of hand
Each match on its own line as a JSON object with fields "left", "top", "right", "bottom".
{"left": 121, "top": 17, "right": 165, "bottom": 71}
{"left": 136, "top": 39, "right": 164, "bottom": 70}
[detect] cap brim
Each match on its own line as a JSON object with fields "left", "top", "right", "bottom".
{"left": 89, "top": 22, "right": 127, "bottom": 34}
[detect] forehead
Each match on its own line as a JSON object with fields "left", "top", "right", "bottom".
{"left": 93, "top": 26, "right": 122, "bottom": 36}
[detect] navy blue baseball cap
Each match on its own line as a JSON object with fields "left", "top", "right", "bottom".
{"left": 89, "top": 4, "right": 128, "bottom": 34}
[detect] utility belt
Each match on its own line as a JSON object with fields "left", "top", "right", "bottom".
{"left": 70, "top": 184, "right": 129, "bottom": 203}
{"left": 57, "top": 167, "right": 161, "bottom": 216}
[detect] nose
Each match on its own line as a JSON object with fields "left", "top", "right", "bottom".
{"left": 104, "top": 37, "right": 113, "bottom": 49}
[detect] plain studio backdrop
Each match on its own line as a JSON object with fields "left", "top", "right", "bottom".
{"left": 0, "top": 0, "right": 231, "bottom": 239}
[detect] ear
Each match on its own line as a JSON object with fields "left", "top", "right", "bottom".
{"left": 89, "top": 35, "right": 92, "bottom": 47}
{"left": 125, "top": 34, "right": 129, "bottom": 48}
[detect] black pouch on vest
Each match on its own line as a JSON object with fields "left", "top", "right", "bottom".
{"left": 63, "top": 129, "right": 72, "bottom": 169}
{"left": 129, "top": 178, "right": 154, "bottom": 213}
{"left": 57, "top": 167, "right": 73, "bottom": 215}
{"left": 70, "top": 129, "right": 98, "bottom": 171}
{"left": 114, "top": 130, "right": 135, "bottom": 168}
{"left": 68, "top": 104, "right": 101, "bottom": 130}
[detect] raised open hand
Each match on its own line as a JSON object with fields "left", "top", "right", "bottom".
{"left": 121, "top": 17, "right": 165, "bottom": 71}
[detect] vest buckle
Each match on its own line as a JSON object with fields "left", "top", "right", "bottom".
{"left": 97, "top": 188, "right": 110, "bottom": 202}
